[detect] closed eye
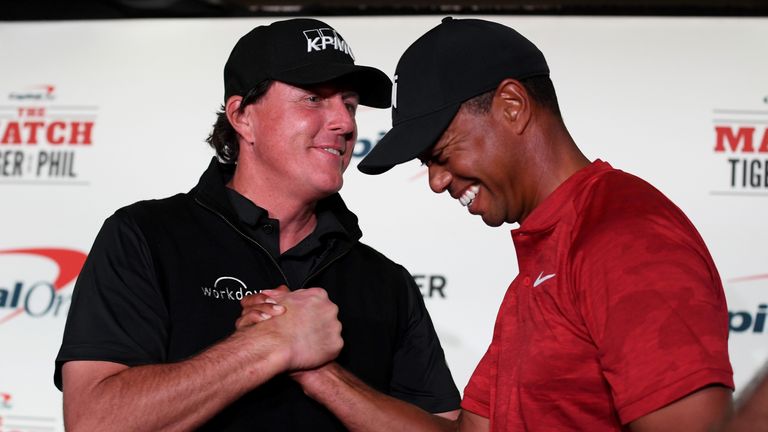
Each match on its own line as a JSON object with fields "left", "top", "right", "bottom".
{"left": 345, "top": 102, "right": 358, "bottom": 116}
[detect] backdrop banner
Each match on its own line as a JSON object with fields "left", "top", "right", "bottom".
{"left": 1, "top": 15, "right": 766, "bottom": 431}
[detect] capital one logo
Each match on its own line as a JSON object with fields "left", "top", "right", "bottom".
{"left": 8, "top": 84, "right": 56, "bottom": 101}
{"left": 303, "top": 28, "right": 354, "bottom": 60}
{"left": 0, "top": 248, "right": 86, "bottom": 324}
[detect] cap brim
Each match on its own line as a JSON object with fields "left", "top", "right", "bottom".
{"left": 276, "top": 63, "right": 392, "bottom": 108}
{"left": 357, "top": 103, "right": 460, "bottom": 175}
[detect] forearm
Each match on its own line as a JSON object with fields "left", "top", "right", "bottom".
{"left": 629, "top": 386, "right": 733, "bottom": 432}
{"left": 296, "top": 363, "right": 456, "bottom": 432}
{"left": 63, "top": 329, "right": 288, "bottom": 432}
{"left": 724, "top": 370, "right": 768, "bottom": 432}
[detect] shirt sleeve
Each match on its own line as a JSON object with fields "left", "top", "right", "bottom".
{"left": 573, "top": 195, "right": 733, "bottom": 424}
{"left": 388, "top": 268, "right": 461, "bottom": 413}
{"left": 461, "top": 343, "right": 495, "bottom": 418}
{"left": 54, "top": 209, "right": 169, "bottom": 390}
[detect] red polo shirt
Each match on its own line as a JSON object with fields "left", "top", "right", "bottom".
{"left": 461, "top": 160, "right": 733, "bottom": 430}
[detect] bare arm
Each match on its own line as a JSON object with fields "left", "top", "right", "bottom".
{"left": 63, "top": 327, "right": 286, "bottom": 431}
{"left": 62, "top": 288, "right": 342, "bottom": 432}
{"left": 293, "top": 362, "right": 488, "bottom": 432}
{"left": 628, "top": 386, "right": 733, "bottom": 432}
{"left": 722, "top": 366, "right": 768, "bottom": 432}
{"left": 246, "top": 288, "right": 486, "bottom": 432}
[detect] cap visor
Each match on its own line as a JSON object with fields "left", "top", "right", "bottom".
{"left": 277, "top": 63, "right": 392, "bottom": 108}
{"left": 358, "top": 103, "right": 460, "bottom": 175}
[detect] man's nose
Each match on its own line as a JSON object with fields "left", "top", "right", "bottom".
{"left": 428, "top": 164, "right": 451, "bottom": 193}
{"left": 327, "top": 98, "right": 355, "bottom": 135}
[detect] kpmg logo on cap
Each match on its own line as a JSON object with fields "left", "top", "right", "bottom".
{"left": 303, "top": 28, "right": 354, "bottom": 60}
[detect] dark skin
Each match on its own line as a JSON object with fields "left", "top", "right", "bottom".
{"left": 722, "top": 369, "right": 768, "bottom": 432}
{"left": 419, "top": 78, "right": 590, "bottom": 227}
{"left": 253, "top": 78, "right": 734, "bottom": 432}
{"left": 421, "top": 79, "right": 733, "bottom": 431}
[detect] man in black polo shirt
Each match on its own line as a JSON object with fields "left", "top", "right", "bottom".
{"left": 54, "top": 18, "right": 460, "bottom": 431}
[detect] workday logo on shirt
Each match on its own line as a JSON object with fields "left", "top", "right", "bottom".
{"left": 201, "top": 276, "right": 260, "bottom": 301}
{"left": 302, "top": 27, "right": 355, "bottom": 60}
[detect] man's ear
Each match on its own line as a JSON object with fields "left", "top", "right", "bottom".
{"left": 225, "top": 95, "right": 255, "bottom": 143}
{"left": 494, "top": 79, "right": 531, "bottom": 135}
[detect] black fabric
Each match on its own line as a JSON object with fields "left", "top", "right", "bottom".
{"left": 224, "top": 18, "right": 391, "bottom": 108}
{"left": 54, "top": 157, "right": 460, "bottom": 431}
{"left": 358, "top": 17, "right": 549, "bottom": 175}
{"left": 225, "top": 187, "right": 347, "bottom": 289}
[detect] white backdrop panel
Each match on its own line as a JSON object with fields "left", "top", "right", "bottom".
{"left": 1, "top": 16, "right": 766, "bottom": 431}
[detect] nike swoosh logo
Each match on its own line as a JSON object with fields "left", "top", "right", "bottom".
{"left": 533, "top": 272, "right": 556, "bottom": 287}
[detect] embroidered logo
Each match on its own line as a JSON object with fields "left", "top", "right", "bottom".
{"left": 303, "top": 28, "right": 354, "bottom": 60}
{"left": 392, "top": 74, "right": 398, "bottom": 109}
{"left": 201, "top": 276, "right": 259, "bottom": 301}
{"left": 533, "top": 272, "right": 556, "bottom": 288}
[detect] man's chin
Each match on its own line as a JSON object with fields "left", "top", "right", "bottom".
{"left": 314, "top": 176, "right": 344, "bottom": 195}
{"left": 480, "top": 213, "right": 504, "bottom": 228}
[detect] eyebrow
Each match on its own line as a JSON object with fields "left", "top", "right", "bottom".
{"left": 418, "top": 144, "right": 441, "bottom": 164}
{"left": 296, "top": 84, "right": 358, "bottom": 99}
{"left": 341, "top": 90, "right": 360, "bottom": 100}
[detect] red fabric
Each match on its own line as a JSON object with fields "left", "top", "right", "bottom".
{"left": 461, "top": 160, "right": 733, "bottom": 431}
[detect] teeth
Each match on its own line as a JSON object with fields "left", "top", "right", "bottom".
{"left": 459, "top": 185, "right": 479, "bottom": 207}
{"left": 322, "top": 147, "right": 341, "bottom": 156}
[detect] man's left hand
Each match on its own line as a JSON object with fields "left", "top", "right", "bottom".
{"left": 236, "top": 285, "right": 289, "bottom": 328}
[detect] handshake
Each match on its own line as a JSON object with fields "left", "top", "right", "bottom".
{"left": 234, "top": 285, "right": 344, "bottom": 374}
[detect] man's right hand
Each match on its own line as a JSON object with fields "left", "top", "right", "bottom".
{"left": 61, "top": 287, "right": 343, "bottom": 432}
{"left": 237, "top": 286, "right": 343, "bottom": 372}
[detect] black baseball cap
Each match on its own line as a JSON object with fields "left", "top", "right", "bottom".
{"left": 358, "top": 17, "right": 550, "bottom": 175}
{"left": 224, "top": 18, "right": 391, "bottom": 108}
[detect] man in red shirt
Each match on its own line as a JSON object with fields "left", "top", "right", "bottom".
{"left": 255, "top": 17, "right": 735, "bottom": 431}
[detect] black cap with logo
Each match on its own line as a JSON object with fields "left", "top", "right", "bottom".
{"left": 224, "top": 18, "right": 391, "bottom": 108}
{"left": 357, "top": 17, "right": 550, "bottom": 175}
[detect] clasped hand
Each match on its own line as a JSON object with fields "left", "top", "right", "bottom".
{"left": 236, "top": 285, "right": 343, "bottom": 371}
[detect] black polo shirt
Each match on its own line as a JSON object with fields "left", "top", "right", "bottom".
{"left": 55, "top": 158, "right": 461, "bottom": 431}
{"left": 226, "top": 187, "right": 346, "bottom": 289}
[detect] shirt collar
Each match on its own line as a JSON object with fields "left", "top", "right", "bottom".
{"left": 225, "top": 186, "right": 348, "bottom": 241}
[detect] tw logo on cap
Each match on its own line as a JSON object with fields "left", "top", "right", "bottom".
{"left": 392, "top": 74, "right": 398, "bottom": 109}
{"left": 303, "top": 28, "right": 355, "bottom": 60}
